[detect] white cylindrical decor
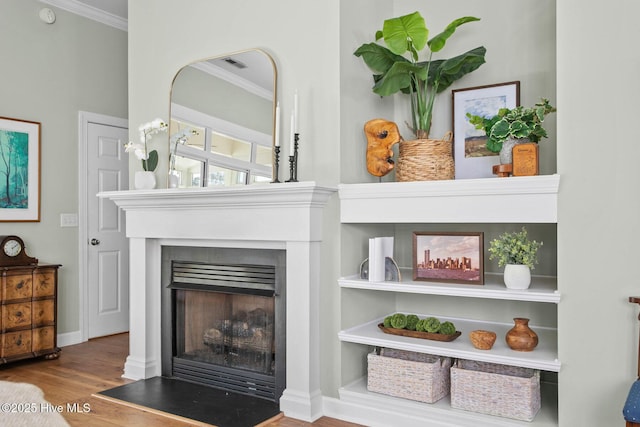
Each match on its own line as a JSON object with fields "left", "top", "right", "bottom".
{"left": 503, "top": 264, "right": 532, "bottom": 289}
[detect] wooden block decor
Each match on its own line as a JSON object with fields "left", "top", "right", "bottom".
{"left": 364, "top": 118, "right": 403, "bottom": 177}
{"left": 512, "top": 143, "right": 539, "bottom": 176}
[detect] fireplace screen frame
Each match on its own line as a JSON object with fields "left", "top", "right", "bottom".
{"left": 160, "top": 246, "right": 286, "bottom": 402}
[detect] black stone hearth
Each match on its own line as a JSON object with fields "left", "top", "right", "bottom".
{"left": 97, "top": 376, "right": 281, "bottom": 427}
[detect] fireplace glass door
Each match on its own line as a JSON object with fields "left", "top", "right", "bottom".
{"left": 174, "top": 289, "right": 274, "bottom": 375}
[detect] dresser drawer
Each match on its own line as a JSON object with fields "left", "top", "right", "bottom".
{"left": 2, "top": 302, "right": 32, "bottom": 330}
{"left": 32, "top": 326, "right": 54, "bottom": 352}
{"left": 3, "top": 271, "right": 33, "bottom": 301}
{"left": 33, "top": 270, "right": 55, "bottom": 298}
{"left": 1, "top": 331, "right": 32, "bottom": 357}
{"left": 32, "top": 300, "right": 54, "bottom": 326}
{"left": 0, "top": 264, "right": 60, "bottom": 363}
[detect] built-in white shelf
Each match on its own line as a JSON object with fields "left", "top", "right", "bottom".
{"left": 337, "top": 176, "right": 560, "bottom": 425}
{"left": 339, "top": 270, "right": 560, "bottom": 304}
{"left": 339, "top": 174, "right": 560, "bottom": 224}
{"left": 339, "top": 315, "right": 560, "bottom": 372}
{"left": 338, "top": 377, "right": 558, "bottom": 427}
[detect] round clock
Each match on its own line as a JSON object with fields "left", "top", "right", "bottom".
{"left": 0, "top": 235, "right": 38, "bottom": 266}
{"left": 3, "top": 237, "right": 22, "bottom": 257}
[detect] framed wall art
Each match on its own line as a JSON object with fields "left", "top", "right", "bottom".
{"left": 0, "top": 117, "right": 41, "bottom": 222}
{"left": 413, "top": 232, "right": 484, "bottom": 285}
{"left": 452, "top": 81, "right": 520, "bottom": 179}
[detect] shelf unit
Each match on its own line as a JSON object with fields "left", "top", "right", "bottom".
{"left": 337, "top": 175, "right": 561, "bottom": 426}
{"left": 340, "top": 270, "right": 560, "bottom": 304}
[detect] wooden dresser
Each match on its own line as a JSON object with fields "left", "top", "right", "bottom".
{"left": 0, "top": 264, "right": 61, "bottom": 364}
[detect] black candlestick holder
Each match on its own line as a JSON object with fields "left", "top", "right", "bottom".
{"left": 293, "top": 133, "right": 299, "bottom": 181}
{"left": 285, "top": 155, "right": 297, "bottom": 182}
{"left": 271, "top": 145, "right": 281, "bottom": 183}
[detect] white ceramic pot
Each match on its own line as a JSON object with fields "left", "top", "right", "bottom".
{"left": 503, "top": 264, "right": 531, "bottom": 289}
{"left": 134, "top": 171, "right": 156, "bottom": 190}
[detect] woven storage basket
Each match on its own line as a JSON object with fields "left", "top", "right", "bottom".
{"left": 450, "top": 359, "right": 541, "bottom": 421}
{"left": 367, "top": 348, "right": 451, "bottom": 403}
{"left": 396, "top": 132, "right": 454, "bottom": 182}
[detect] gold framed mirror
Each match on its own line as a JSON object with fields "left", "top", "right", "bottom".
{"left": 168, "top": 49, "right": 276, "bottom": 188}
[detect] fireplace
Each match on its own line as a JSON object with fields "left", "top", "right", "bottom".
{"left": 100, "top": 182, "right": 336, "bottom": 422}
{"left": 161, "top": 247, "right": 286, "bottom": 401}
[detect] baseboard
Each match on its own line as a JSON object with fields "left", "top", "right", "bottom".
{"left": 57, "top": 330, "right": 84, "bottom": 347}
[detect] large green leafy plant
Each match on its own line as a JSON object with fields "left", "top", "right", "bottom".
{"left": 354, "top": 11, "right": 486, "bottom": 139}
{"left": 467, "top": 98, "right": 556, "bottom": 153}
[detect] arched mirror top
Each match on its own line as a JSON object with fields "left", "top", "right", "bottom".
{"left": 169, "top": 49, "right": 277, "bottom": 188}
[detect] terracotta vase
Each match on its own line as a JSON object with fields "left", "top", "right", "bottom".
{"left": 505, "top": 317, "right": 538, "bottom": 351}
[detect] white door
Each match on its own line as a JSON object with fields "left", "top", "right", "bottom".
{"left": 87, "top": 122, "right": 129, "bottom": 338}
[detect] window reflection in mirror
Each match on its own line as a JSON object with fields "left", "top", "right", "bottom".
{"left": 169, "top": 49, "right": 276, "bottom": 188}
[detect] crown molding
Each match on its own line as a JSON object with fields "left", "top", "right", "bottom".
{"left": 39, "top": 0, "right": 128, "bottom": 32}
{"left": 191, "top": 61, "right": 273, "bottom": 101}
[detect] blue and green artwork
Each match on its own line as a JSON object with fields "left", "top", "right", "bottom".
{"left": 0, "top": 129, "right": 29, "bottom": 209}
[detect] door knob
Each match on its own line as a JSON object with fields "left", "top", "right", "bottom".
{"left": 90, "top": 238, "right": 100, "bottom": 246}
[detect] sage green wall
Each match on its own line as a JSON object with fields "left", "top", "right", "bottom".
{"left": 129, "top": 0, "right": 639, "bottom": 425}
{"left": 0, "top": 1, "right": 127, "bottom": 335}
{"left": 557, "top": 0, "right": 640, "bottom": 425}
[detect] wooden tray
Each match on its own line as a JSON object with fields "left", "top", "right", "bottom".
{"left": 378, "top": 323, "right": 461, "bottom": 342}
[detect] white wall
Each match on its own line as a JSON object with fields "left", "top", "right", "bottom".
{"left": 0, "top": 1, "right": 127, "bottom": 335}
{"left": 128, "top": 0, "right": 343, "bottom": 398}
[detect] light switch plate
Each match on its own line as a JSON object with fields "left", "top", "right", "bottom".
{"left": 60, "top": 213, "right": 78, "bottom": 227}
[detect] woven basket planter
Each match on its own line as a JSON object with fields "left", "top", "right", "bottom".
{"left": 367, "top": 349, "right": 451, "bottom": 403}
{"left": 450, "top": 359, "right": 541, "bottom": 421}
{"left": 395, "top": 132, "right": 454, "bottom": 182}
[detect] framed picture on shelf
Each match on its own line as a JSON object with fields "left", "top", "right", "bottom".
{"left": 413, "top": 232, "right": 484, "bottom": 285}
{"left": 452, "top": 81, "right": 520, "bottom": 179}
{"left": 0, "top": 116, "right": 41, "bottom": 222}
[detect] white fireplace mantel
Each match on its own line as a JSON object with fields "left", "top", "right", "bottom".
{"left": 99, "top": 181, "right": 337, "bottom": 422}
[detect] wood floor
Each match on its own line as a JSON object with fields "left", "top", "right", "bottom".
{"left": 0, "top": 333, "right": 361, "bottom": 427}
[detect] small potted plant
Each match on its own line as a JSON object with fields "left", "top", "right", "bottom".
{"left": 124, "top": 118, "right": 168, "bottom": 189}
{"left": 354, "top": 11, "right": 486, "bottom": 181}
{"left": 488, "top": 227, "right": 542, "bottom": 289}
{"left": 466, "top": 98, "right": 556, "bottom": 164}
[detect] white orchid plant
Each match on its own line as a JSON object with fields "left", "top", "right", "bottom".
{"left": 124, "top": 118, "right": 168, "bottom": 172}
{"left": 169, "top": 128, "right": 199, "bottom": 172}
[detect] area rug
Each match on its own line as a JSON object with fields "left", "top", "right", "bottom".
{"left": 0, "top": 380, "right": 70, "bottom": 427}
{"left": 95, "top": 376, "right": 281, "bottom": 427}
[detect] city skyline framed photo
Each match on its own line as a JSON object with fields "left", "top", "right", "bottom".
{"left": 413, "top": 232, "right": 484, "bottom": 285}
